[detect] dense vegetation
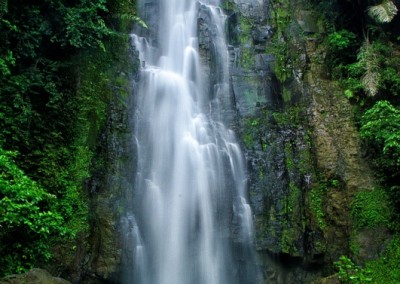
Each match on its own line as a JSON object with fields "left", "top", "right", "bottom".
{"left": 318, "top": 0, "right": 400, "bottom": 185}
{"left": 313, "top": 0, "right": 400, "bottom": 282}
{"left": 0, "top": 0, "right": 138, "bottom": 277}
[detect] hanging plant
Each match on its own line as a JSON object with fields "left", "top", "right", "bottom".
{"left": 368, "top": 1, "right": 398, "bottom": 23}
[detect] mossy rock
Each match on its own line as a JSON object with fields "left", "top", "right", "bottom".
{"left": 1, "top": 269, "right": 70, "bottom": 284}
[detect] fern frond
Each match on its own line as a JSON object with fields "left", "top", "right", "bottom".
{"left": 368, "top": 1, "right": 398, "bottom": 23}
{"left": 362, "top": 69, "right": 379, "bottom": 97}
{"left": 358, "top": 40, "right": 380, "bottom": 96}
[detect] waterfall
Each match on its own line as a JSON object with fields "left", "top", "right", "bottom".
{"left": 125, "top": 0, "right": 259, "bottom": 283}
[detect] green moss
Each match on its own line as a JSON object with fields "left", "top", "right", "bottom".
{"left": 258, "top": 163, "right": 265, "bottom": 179}
{"left": 241, "top": 117, "right": 262, "bottom": 149}
{"left": 239, "top": 16, "right": 256, "bottom": 69}
{"left": 257, "top": 206, "right": 274, "bottom": 241}
{"left": 280, "top": 227, "right": 299, "bottom": 254}
{"left": 315, "top": 239, "right": 326, "bottom": 252}
{"left": 284, "top": 141, "right": 295, "bottom": 171}
{"left": 309, "top": 184, "right": 327, "bottom": 229}
{"left": 349, "top": 232, "right": 360, "bottom": 256}
{"left": 268, "top": 39, "right": 291, "bottom": 82}
{"left": 267, "top": 0, "right": 308, "bottom": 84}
{"left": 267, "top": 207, "right": 277, "bottom": 238}
{"left": 279, "top": 180, "right": 303, "bottom": 255}
{"left": 272, "top": 105, "right": 305, "bottom": 127}
{"left": 298, "top": 146, "right": 312, "bottom": 175}
{"left": 282, "top": 87, "right": 292, "bottom": 103}
{"left": 351, "top": 188, "right": 392, "bottom": 229}
{"left": 243, "top": 132, "right": 255, "bottom": 148}
{"left": 221, "top": 0, "right": 236, "bottom": 10}
{"left": 267, "top": 0, "right": 292, "bottom": 82}
{"left": 262, "top": 142, "right": 267, "bottom": 151}
{"left": 287, "top": 181, "right": 300, "bottom": 214}
{"left": 243, "top": 89, "right": 258, "bottom": 104}
{"left": 365, "top": 235, "right": 400, "bottom": 283}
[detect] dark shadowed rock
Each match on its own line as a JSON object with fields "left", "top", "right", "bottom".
{"left": 1, "top": 269, "right": 70, "bottom": 284}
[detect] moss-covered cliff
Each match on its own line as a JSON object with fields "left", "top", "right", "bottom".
{"left": 223, "top": 0, "right": 400, "bottom": 283}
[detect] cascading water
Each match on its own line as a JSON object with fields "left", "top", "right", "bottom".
{"left": 125, "top": 0, "right": 260, "bottom": 283}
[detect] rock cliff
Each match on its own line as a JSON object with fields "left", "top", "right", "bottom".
{"left": 222, "top": 0, "right": 378, "bottom": 282}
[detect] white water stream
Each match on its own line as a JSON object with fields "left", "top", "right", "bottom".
{"left": 127, "top": 1, "right": 257, "bottom": 283}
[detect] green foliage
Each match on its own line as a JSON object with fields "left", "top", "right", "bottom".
{"left": 0, "top": 50, "right": 15, "bottom": 76}
{"left": 325, "top": 29, "right": 358, "bottom": 79}
{"left": 270, "top": 40, "right": 291, "bottom": 82}
{"left": 320, "top": 9, "right": 400, "bottom": 190}
{"left": 238, "top": 16, "right": 255, "bottom": 69}
{"left": 335, "top": 256, "right": 373, "bottom": 284}
{"left": 327, "top": 30, "right": 357, "bottom": 51}
{"left": 242, "top": 117, "right": 261, "bottom": 149}
{"left": 309, "top": 179, "right": 340, "bottom": 230}
{"left": 54, "top": 0, "right": 112, "bottom": 50}
{"left": 0, "top": 148, "right": 66, "bottom": 275}
{"left": 272, "top": 105, "right": 305, "bottom": 127}
{"left": 0, "top": 0, "right": 139, "bottom": 277}
{"left": 268, "top": 0, "right": 293, "bottom": 82}
{"left": 336, "top": 237, "right": 400, "bottom": 283}
{"left": 360, "top": 101, "right": 400, "bottom": 168}
{"left": 322, "top": 8, "right": 400, "bottom": 99}
{"left": 309, "top": 185, "right": 326, "bottom": 229}
{"left": 351, "top": 188, "right": 392, "bottom": 229}
{"left": 380, "top": 66, "right": 400, "bottom": 96}
{"left": 365, "top": 236, "right": 400, "bottom": 283}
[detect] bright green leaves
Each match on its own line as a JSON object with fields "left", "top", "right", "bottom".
{"left": 360, "top": 100, "right": 400, "bottom": 167}
{"left": 335, "top": 256, "right": 373, "bottom": 284}
{"left": 0, "top": 148, "right": 66, "bottom": 275}
{"left": 0, "top": 148, "right": 65, "bottom": 235}
{"left": 327, "top": 29, "right": 357, "bottom": 51}
{"left": 0, "top": 51, "right": 15, "bottom": 76}
{"left": 57, "top": 0, "right": 112, "bottom": 50}
{"left": 0, "top": 0, "right": 139, "bottom": 277}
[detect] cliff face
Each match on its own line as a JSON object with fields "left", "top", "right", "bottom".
{"left": 223, "top": 0, "right": 378, "bottom": 282}
{"left": 76, "top": 46, "right": 139, "bottom": 284}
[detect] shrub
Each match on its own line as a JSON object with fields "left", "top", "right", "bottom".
{"left": 0, "top": 148, "right": 66, "bottom": 275}
{"left": 335, "top": 255, "right": 372, "bottom": 284}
